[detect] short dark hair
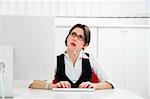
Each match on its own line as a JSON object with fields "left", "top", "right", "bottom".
{"left": 65, "top": 24, "right": 91, "bottom": 46}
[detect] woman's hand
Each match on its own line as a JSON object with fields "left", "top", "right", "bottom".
{"left": 79, "top": 81, "right": 97, "bottom": 89}
{"left": 56, "top": 81, "right": 71, "bottom": 88}
{"left": 79, "top": 81, "right": 113, "bottom": 89}
{"left": 29, "top": 80, "right": 46, "bottom": 89}
{"left": 29, "top": 80, "right": 71, "bottom": 89}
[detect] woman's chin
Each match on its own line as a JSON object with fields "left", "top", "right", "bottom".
{"left": 68, "top": 47, "right": 76, "bottom": 51}
{"left": 71, "top": 47, "right": 76, "bottom": 50}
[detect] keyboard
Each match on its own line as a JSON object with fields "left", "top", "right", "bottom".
{"left": 52, "top": 88, "right": 95, "bottom": 92}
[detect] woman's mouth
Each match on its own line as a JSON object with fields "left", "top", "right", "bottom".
{"left": 71, "top": 42, "right": 76, "bottom": 47}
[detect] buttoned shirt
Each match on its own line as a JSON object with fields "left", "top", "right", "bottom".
{"left": 54, "top": 50, "right": 115, "bottom": 88}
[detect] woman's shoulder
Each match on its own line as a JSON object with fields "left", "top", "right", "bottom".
{"left": 84, "top": 52, "right": 89, "bottom": 57}
{"left": 82, "top": 52, "right": 93, "bottom": 58}
{"left": 57, "top": 51, "right": 68, "bottom": 57}
{"left": 55, "top": 54, "right": 65, "bottom": 61}
{"left": 57, "top": 53, "right": 64, "bottom": 57}
{"left": 82, "top": 52, "right": 94, "bottom": 59}
{"left": 83, "top": 52, "right": 100, "bottom": 62}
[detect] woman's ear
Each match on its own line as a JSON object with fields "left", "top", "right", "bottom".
{"left": 83, "top": 44, "right": 88, "bottom": 50}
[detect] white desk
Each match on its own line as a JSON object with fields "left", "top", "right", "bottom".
{"left": 13, "top": 88, "right": 144, "bottom": 99}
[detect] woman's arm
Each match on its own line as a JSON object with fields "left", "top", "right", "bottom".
{"left": 89, "top": 54, "right": 116, "bottom": 89}
{"left": 95, "top": 81, "right": 113, "bottom": 89}
{"left": 29, "top": 80, "right": 56, "bottom": 90}
{"left": 29, "top": 80, "right": 71, "bottom": 89}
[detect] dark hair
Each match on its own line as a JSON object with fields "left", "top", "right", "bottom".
{"left": 65, "top": 24, "right": 91, "bottom": 46}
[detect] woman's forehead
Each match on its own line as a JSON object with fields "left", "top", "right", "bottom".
{"left": 71, "top": 27, "right": 84, "bottom": 35}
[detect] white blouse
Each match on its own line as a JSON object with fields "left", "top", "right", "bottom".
{"left": 54, "top": 50, "right": 115, "bottom": 88}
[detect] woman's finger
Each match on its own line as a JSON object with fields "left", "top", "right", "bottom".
{"left": 79, "top": 82, "right": 84, "bottom": 88}
{"left": 60, "top": 81, "right": 66, "bottom": 88}
{"left": 88, "top": 84, "right": 93, "bottom": 88}
{"left": 83, "top": 83, "right": 90, "bottom": 88}
{"left": 56, "top": 82, "right": 61, "bottom": 88}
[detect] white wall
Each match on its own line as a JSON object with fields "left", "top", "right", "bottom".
{"left": 0, "top": 16, "right": 55, "bottom": 80}
{"left": 0, "top": 0, "right": 148, "bottom": 17}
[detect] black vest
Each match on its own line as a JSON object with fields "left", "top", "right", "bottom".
{"left": 56, "top": 53, "right": 92, "bottom": 88}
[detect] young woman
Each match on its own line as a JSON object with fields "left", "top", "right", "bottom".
{"left": 29, "top": 24, "right": 115, "bottom": 90}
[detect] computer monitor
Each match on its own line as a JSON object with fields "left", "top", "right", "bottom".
{"left": 0, "top": 16, "right": 54, "bottom": 97}
{"left": 0, "top": 16, "right": 54, "bottom": 81}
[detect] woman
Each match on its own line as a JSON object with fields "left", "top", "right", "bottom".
{"left": 29, "top": 24, "right": 115, "bottom": 90}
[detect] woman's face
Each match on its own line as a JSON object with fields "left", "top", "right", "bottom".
{"left": 67, "top": 27, "right": 85, "bottom": 51}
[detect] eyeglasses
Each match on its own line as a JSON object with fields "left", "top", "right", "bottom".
{"left": 70, "top": 32, "right": 85, "bottom": 41}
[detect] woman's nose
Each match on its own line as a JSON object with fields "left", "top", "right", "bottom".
{"left": 73, "top": 37, "right": 78, "bottom": 41}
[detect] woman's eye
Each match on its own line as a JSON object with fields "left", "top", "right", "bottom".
{"left": 79, "top": 35, "right": 84, "bottom": 40}
{"left": 71, "top": 32, "right": 76, "bottom": 36}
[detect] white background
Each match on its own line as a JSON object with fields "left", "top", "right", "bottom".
{"left": 0, "top": 0, "right": 149, "bottom": 99}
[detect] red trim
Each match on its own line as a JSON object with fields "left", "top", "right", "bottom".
{"left": 52, "top": 76, "right": 57, "bottom": 84}
{"left": 92, "top": 71, "right": 100, "bottom": 83}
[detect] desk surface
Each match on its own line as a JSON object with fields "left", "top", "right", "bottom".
{"left": 13, "top": 88, "right": 144, "bottom": 99}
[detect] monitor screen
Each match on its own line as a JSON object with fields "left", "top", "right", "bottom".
{"left": 0, "top": 16, "right": 55, "bottom": 81}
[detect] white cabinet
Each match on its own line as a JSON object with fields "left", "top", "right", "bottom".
{"left": 98, "top": 28, "right": 148, "bottom": 98}
{"left": 125, "top": 28, "right": 148, "bottom": 98}
{"left": 98, "top": 28, "right": 125, "bottom": 88}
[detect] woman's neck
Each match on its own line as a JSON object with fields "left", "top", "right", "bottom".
{"left": 66, "top": 48, "right": 80, "bottom": 66}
